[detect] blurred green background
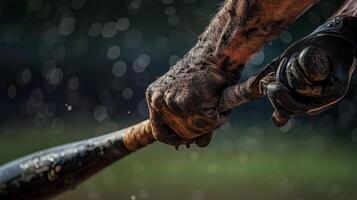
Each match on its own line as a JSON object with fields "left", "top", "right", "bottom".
{"left": 1, "top": 0, "right": 357, "bottom": 199}
{"left": 2, "top": 120, "right": 357, "bottom": 200}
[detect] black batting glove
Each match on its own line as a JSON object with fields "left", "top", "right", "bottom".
{"left": 266, "top": 16, "right": 357, "bottom": 126}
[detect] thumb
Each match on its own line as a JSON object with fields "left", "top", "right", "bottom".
{"left": 266, "top": 82, "right": 299, "bottom": 127}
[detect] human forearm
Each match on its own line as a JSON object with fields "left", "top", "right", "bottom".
{"left": 187, "top": 0, "right": 319, "bottom": 73}
{"left": 146, "top": 0, "right": 320, "bottom": 146}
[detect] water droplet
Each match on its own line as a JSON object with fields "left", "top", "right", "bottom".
{"left": 67, "top": 105, "right": 72, "bottom": 111}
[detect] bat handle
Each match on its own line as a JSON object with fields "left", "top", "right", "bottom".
{"left": 218, "top": 75, "right": 290, "bottom": 127}
{"left": 122, "top": 120, "right": 156, "bottom": 151}
{"left": 218, "top": 70, "right": 272, "bottom": 113}
{"left": 218, "top": 78, "right": 259, "bottom": 112}
{"left": 218, "top": 61, "right": 279, "bottom": 113}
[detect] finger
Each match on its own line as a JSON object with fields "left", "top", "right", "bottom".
{"left": 285, "top": 58, "right": 324, "bottom": 97}
{"left": 259, "top": 72, "right": 276, "bottom": 95}
{"left": 297, "top": 46, "right": 330, "bottom": 82}
{"left": 149, "top": 109, "right": 184, "bottom": 146}
{"left": 218, "top": 110, "right": 231, "bottom": 125}
{"left": 266, "top": 82, "right": 309, "bottom": 116}
{"left": 195, "top": 133, "right": 213, "bottom": 147}
{"left": 271, "top": 111, "right": 290, "bottom": 127}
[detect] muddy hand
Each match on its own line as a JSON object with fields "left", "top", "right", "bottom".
{"left": 146, "top": 59, "right": 237, "bottom": 148}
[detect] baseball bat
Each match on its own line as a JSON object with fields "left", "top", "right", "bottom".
{"left": 0, "top": 75, "right": 265, "bottom": 200}
{"left": 0, "top": 0, "right": 320, "bottom": 198}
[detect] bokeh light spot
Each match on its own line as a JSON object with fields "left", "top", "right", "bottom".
{"left": 102, "top": 21, "right": 117, "bottom": 38}
{"left": 112, "top": 61, "right": 127, "bottom": 77}
{"left": 107, "top": 45, "right": 121, "bottom": 60}
{"left": 116, "top": 18, "right": 130, "bottom": 31}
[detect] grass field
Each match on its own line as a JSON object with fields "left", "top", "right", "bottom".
{"left": 1, "top": 120, "right": 357, "bottom": 200}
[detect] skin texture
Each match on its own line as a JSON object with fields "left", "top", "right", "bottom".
{"left": 335, "top": 0, "right": 357, "bottom": 17}
{"left": 146, "top": 0, "right": 319, "bottom": 147}
{"left": 3, "top": 0, "right": 345, "bottom": 199}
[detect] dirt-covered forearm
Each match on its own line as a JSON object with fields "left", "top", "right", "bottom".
{"left": 335, "top": 0, "right": 357, "bottom": 17}
{"left": 146, "top": 0, "right": 320, "bottom": 147}
{"left": 185, "top": 0, "right": 319, "bottom": 73}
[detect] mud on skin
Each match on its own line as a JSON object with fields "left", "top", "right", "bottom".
{"left": 146, "top": 0, "right": 319, "bottom": 147}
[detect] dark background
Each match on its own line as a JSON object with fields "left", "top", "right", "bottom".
{"left": 1, "top": 0, "right": 357, "bottom": 200}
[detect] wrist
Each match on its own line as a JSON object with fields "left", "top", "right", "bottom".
{"left": 187, "top": 0, "right": 318, "bottom": 74}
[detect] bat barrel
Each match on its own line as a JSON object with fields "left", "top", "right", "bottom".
{"left": 0, "top": 120, "right": 155, "bottom": 200}
{"left": 0, "top": 72, "right": 269, "bottom": 200}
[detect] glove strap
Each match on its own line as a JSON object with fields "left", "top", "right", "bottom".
{"left": 313, "top": 15, "right": 357, "bottom": 55}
